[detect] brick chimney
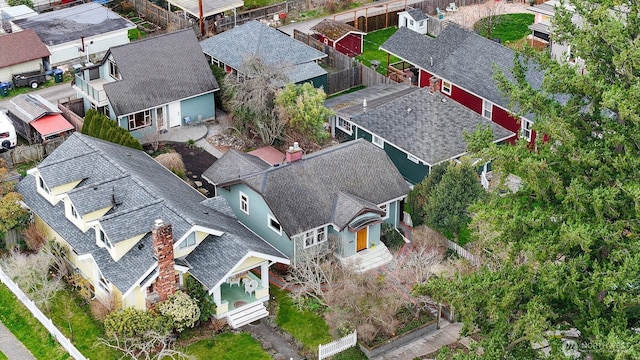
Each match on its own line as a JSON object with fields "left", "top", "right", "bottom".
{"left": 429, "top": 76, "right": 441, "bottom": 94}
{"left": 285, "top": 142, "right": 303, "bottom": 163}
{"left": 152, "top": 219, "right": 176, "bottom": 302}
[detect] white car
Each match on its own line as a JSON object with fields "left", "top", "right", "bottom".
{"left": 0, "top": 111, "right": 17, "bottom": 151}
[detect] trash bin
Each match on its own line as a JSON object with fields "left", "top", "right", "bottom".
{"left": 53, "top": 69, "right": 64, "bottom": 83}
{"left": 0, "top": 82, "right": 8, "bottom": 97}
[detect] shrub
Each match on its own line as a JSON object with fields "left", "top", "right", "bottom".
{"left": 155, "top": 151, "right": 186, "bottom": 178}
{"left": 104, "top": 308, "right": 171, "bottom": 338}
{"left": 380, "top": 223, "right": 405, "bottom": 252}
{"left": 185, "top": 275, "right": 216, "bottom": 323}
{"left": 156, "top": 291, "right": 200, "bottom": 333}
{"left": 81, "top": 109, "right": 142, "bottom": 150}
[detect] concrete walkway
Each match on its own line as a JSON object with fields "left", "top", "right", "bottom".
{"left": 0, "top": 321, "right": 36, "bottom": 360}
{"left": 243, "top": 321, "right": 303, "bottom": 360}
{"left": 371, "top": 321, "right": 463, "bottom": 360}
{"left": 158, "top": 122, "right": 225, "bottom": 158}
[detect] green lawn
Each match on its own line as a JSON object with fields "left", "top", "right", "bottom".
{"left": 183, "top": 332, "right": 270, "bottom": 360}
{"left": 474, "top": 13, "right": 535, "bottom": 43}
{"left": 3, "top": 73, "right": 72, "bottom": 99}
{"left": 0, "top": 350, "right": 7, "bottom": 360}
{"left": 0, "top": 285, "right": 70, "bottom": 360}
{"left": 47, "top": 291, "right": 122, "bottom": 359}
{"left": 356, "top": 27, "right": 401, "bottom": 75}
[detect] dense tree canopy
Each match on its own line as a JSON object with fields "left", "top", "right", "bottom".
{"left": 417, "top": 0, "right": 640, "bottom": 358}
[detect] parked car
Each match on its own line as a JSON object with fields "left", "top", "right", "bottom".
{"left": 12, "top": 70, "right": 46, "bottom": 89}
{"left": 0, "top": 111, "right": 17, "bottom": 150}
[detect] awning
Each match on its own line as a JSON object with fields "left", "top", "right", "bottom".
{"left": 30, "top": 114, "right": 74, "bottom": 138}
{"left": 167, "top": 0, "right": 244, "bottom": 19}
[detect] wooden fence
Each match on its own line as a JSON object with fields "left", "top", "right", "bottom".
{"left": 0, "top": 267, "right": 88, "bottom": 360}
{"left": 58, "top": 98, "right": 84, "bottom": 132}
{"left": 319, "top": 330, "right": 357, "bottom": 360}
{"left": 444, "top": 238, "right": 480, "bottom": 265}
{"left": 293, "top": 29, "right": 396, "bottom": 94}
{"left": 128, "top": 0, "right": 194, "bottom": 32}
{"left": 1, "top": 137, "right": 66, "bottom": 168}
{"left": 214, "top": 2, "right": 289, "bottom": 33}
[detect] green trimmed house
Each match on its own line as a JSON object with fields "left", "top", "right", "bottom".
{"left": 326, "top": 85, "right": 514, "bottom": 185}
{"left": 203, "top": 139, "right": 410, "bottom": 272}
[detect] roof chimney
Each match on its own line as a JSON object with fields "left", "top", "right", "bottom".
{"left": 151, "top": 219, "right": 176, "bottom": 303}
{"left": 429, "top": 76, "right": 441, "bottom": 94}
{"left": 286, "top": 142, "right": 303, "bottom": 163}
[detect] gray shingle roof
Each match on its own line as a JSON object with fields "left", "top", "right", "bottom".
{"left": 207, "top": 139, "right": 409, "bottom": 235}
{"left": 103, "top": 29, "right": 219, "bottom": 117}
{"left": 380, "top": 24, "right": 546, "bottom": 111}
{"left": 186, "top": 232, "right": 286, "bottom": 290}
{"left": 332, "top": 192, "right": 384, "bottom": 230}
{"left": 13, "top": 3, "right": 135, "bottom": 47}
{"left": 339, "top": 87, "right": 514, "bottom": 165}
{"left": 405, "top": 8, "right": 428, "bottom": 21}
{"left": 325, "top": 83, "right": 418, "bottom": 116}
{"left": 199, "top": 21, "right": 327, "bottom": 81}
{"left": 202, "top": 149, "right": 270, "bottom": 186}
{"left": 18, "top": 133, "right": 287, "bottom": 294}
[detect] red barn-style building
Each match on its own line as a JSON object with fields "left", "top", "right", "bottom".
{"left": 311, "top": 19, "right": 366, "bottom": 57}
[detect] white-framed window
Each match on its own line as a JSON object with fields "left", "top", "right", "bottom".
{"left": 324, "top": 38, "right": 329, "bottom": 45}
{"left": 337, "top": 117, "right": 352, "bottom": 134}
{"left": 303, "top": 226, "right": 327, "bottom": 248}
{"left": 521, "top": 119, "right": 533, "bottom": 141}
{"left": 70, "top": 203, "right": 80, "bottom": 219}
{"left": 98, "top": 227, "right": 113, "bottom": 249}
{"left": 268, "top": 215, "right": 282, "bottom": 235}
{"left": 98, "top": 274, "right": 111, "bottom": 293}
{"left": 379, "top": 203, "right": 389, "bottom": 219}
{"left": 38, "top": 175, "right": 50, "bottom": 194}
{"left": 179, "top": 232, "right": 196, "bottom": 249}
{"left": 239, "top": 191, "right": 249, "bottom": 214}
{"left": 409, "top": 19, "right": 414, "bottom": 26}
{"left": 108, "top": 60, "right": 120, "bottom": 80}
{"left": 442, "top": 81, "right": 452, "bottom": 95}
{"left": 407, "top": 154, "right": 419, "bottom": 163}
{"left": 372, "top": 135, "right": 384, "bottom": 148}
{"left": 482, "top": 99, "right": 493, "bottom": 119}
{"left": 128, "top": 110, "right": 152, "bottom": 130}
{"left": 418, "top": 20, "right": 424, "bottom": 26}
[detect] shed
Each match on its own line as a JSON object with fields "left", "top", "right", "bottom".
{"left": 0, "top": 29, "right": 50, "bottom": 83}
{"left": 398, "top": 8, "right": 428, "bottom": 35}
{"left": 4, "top": 94, "right": 74, "bottom": 144}
{"left": 310, "top": 19, "right": 366, "bottom": 57}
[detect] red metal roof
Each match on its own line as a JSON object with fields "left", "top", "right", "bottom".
{"left": 248, "top": 146, "right": 285, "bottom": 166}
{"left": 30, "top": 114, "right": 74, "bottom": 138}
{"left": 0, "top": 29, "right": 51, "bottom": 68}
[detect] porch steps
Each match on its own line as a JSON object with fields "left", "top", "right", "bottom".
{"left": 227, "top": 301, "right": 269, "bottom": 329}
{"left": 337, "top": 242, "right": 394, "bottom": 273}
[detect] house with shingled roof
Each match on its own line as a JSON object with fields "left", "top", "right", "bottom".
{"left": 17, "top": 133, "right": 289, "bottom": 329}
{"left": 202, "top": 139, "right": 410, "bottom": 272}
{"left": 199, "top": 20, "right": 328, "bottom": 89}
{"left": 380, "top": 23, "right": 547, "bottom": 144}
{"left": 310, "top": 19, "right": 366, "bottom": 57}
{"left": 0, "top": 29, "right": 50, "bottom": 83}
{"left": 325, "top": 84, "right": 514, "bottom": 184}
{"left": 73, "top": 29, "right": 219, "bottom": 139}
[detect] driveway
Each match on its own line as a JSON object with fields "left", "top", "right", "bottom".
{"left": 0, "top": 82, "right": 77, "bottom": 110}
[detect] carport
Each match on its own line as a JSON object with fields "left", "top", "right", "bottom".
{"left": 166, "top": 0, "right": 244, "bottom": 33}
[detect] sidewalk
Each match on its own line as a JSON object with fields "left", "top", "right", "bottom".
{"left": 0, "top": 321, "right": 36, "bottom": 360}
{"left": 371, "top": 321, "right": 462, "bottom": 360}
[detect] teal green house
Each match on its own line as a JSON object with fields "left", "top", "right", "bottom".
{"left": 73, "top": 29, "right": 219, "bottom": 139}
{"left": 202, "top": 140, "right": 410, "bottom": 272}
{"left": 199, "top": 21, "right": 328, "bottom": 91}
{"left": 326, "top": 85, "right": 514, "bottom": 185}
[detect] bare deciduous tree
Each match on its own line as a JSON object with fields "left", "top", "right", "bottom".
{"left": 96, "top": 331, "right": 194, "bottom": 360}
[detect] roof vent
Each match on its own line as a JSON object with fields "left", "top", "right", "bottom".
{"left": 363, "top": 99, "right": 367, "bottom": 108}
{"left": 441, "top": 98, "right": 446, "bottom": 103}
{"left": 407, "top": 108, "right": 412, "bottom": 113}
{"left": 138, "top": 243, "right": 145, "bottom": 250}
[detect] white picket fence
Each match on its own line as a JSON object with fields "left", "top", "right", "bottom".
{"left": 318, "top": 330, "right": 357, "bottom": 360}
{"left": 0, "top": 267, "right": 88, "bottom": 360}
{"left": 445, "top": 239, "right": 480, "bottom": 266}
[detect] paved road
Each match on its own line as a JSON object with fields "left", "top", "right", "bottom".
{"left": 0, "top": 321, "right": 36, "bottom": 360}
{"left": 0, "top": 82, "right": 77, "bottom": 110}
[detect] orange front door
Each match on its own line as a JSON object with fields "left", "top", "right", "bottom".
{"left": 356, "top": 227, "right": 368, "bottom": 252}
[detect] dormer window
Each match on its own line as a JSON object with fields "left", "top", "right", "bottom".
{"left": 179, "top": 232, "right": 196, "bottom": 249}
{"left": 38, "top": 175, "right": 50, "bottom": 194}
{"left": 98, "top": 227, "right": 113, "bottom": 249}
{"left": 70, "top": 204, "right": 80, "bottom": 219}
{"left": 109, "top": 60, "right": 120, "bottom": 80}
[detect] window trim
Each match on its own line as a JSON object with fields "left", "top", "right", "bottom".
{"left": 267, "top": 214, "right": 282, "bottom": 235}
{"left": 372, "top": 135, "right": 384, "bottom": 148}
{"left": 379, "top": 203, "right": 389, "bottom": 220}
{"left": 108, "top": 60, "right": 120, "bottom": 80}
{"left": 482, "top": 99, "right": 493, "bottom": 119}
{"left": 407, "top": 154, "right": 419, "bottom": 163}
{"left": 179, "top": 232, "right": 196, "bottom": 249}
{"left": 239, "top": 191, "right": 249, "bottom": 215}
{"left": 128, "top": 110, "right": 152, "bottom": 131}
{"left": 442, "top": 81, "right": 452, "bottom": 95}
{"left": 70, "top": 203, "right": 80, "bottom": 219}
{"left": 302, "top": 226, "right": 328, "bottom": 248}
{"left": 38, "top": 175, "right": 50, "bottom": 194}
{"left": 98, "top": 227, "right": 113, "bottom": 249}
{"left": 336, "top": 117, "right": 353, "bottom": 135}
{"left": 521, "top": 119, "right": 533, "bottom": 141}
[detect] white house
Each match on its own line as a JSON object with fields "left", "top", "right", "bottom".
{"left": 398, "top": 8, "right": 428, "bottom": 35}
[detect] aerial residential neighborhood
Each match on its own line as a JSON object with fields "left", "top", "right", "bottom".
{"left": 0, "top": 0, "right": 637, "bottom": 359}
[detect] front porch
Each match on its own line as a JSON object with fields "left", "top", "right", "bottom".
{"left": 334, "top": 241, "right": 393, "bottom": 273}
{"left": 214, "top": 270, "right": 271, "bottom": 328}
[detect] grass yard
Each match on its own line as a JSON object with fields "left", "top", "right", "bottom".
{"left": 0, "top": 351, "right": 7, "bottom": 360}
{"left": 48, "top": 291, "right": 122, "bottom": 359}
{"left": 356, "top": 27, "right": 401, "bottom": 75}
{"left": 183, "top": 332, "right": 270, "bottom": 360}
{"left": 474, "top": 13, "right": 535, "bottom": 43}
{"left": 0, "top": 285, "right": 70, "bottom": 359}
